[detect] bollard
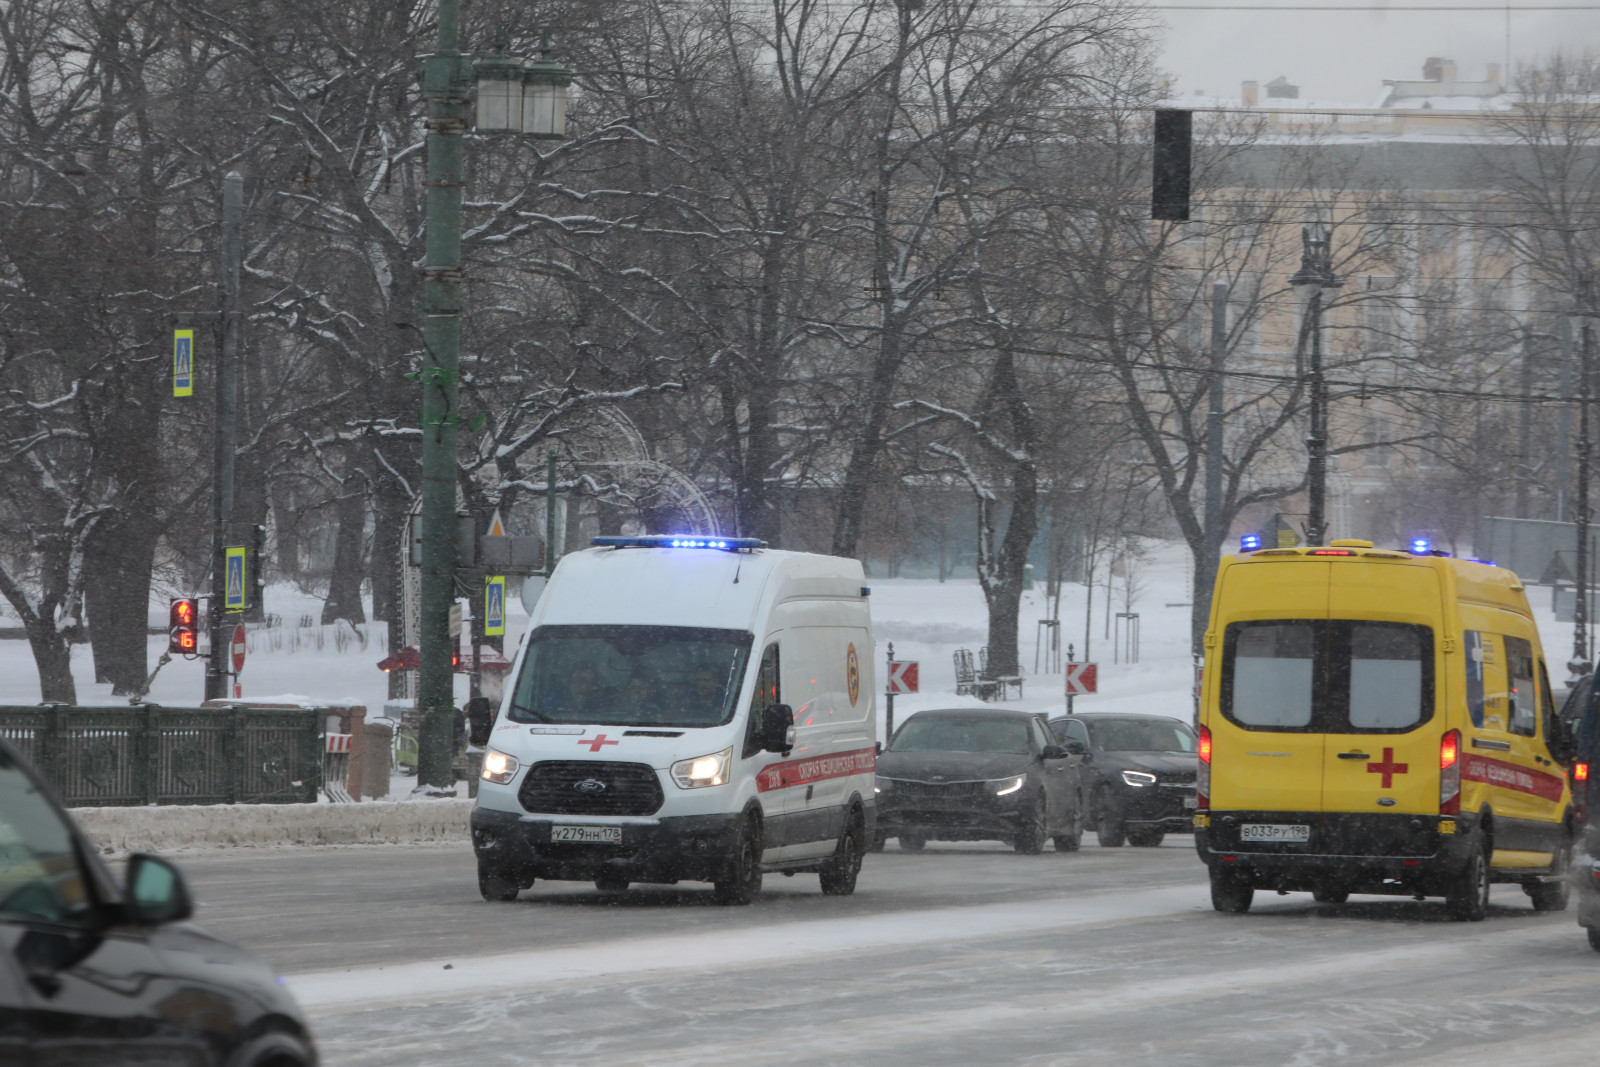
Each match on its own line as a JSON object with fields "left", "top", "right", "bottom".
{"left": 362, "top": 721, "right": 393, "bottom": 799}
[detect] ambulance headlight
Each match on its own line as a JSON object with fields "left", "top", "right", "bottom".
{"left": 481, "top": 748, "right": 520, "bottom": 785}
{"left": 671, "top": 747, "right": 731, "bottom": 788}
{"left": 993, "top": 775, "right": 1026, "bottom": 796}
{"left": 1121, "top": 770, "right": 1157, "bottom": 787}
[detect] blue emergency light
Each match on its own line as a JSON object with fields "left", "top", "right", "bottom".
{"left": 1240, "top": 534, "right": 1262, "bottom": 552}
{"left": 592, "top": 535, "right": 767, "bottom": 551}
{"left": 1408, "top": 537, "right": 1431, "bottom": 555}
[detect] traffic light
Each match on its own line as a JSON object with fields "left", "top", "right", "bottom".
{"left": 1151, "top": 108, "right": 1192, "bottom": 221}
{"left": 168, "top": 598, "right": 199, "bottom": 655}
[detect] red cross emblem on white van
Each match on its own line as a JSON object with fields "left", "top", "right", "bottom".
{"left": 578, "top": 734, "right": 619, "bottom": 753}
{"left": 1366, "top": 747, "right": 1409, "bottom": 789}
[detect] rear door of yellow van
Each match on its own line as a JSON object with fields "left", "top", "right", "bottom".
{"left": 1320, "top": 563, "right": 1442, "bottom": 830}
{"left": 1210, "top": 560, "right": 1328, "bottom": 822}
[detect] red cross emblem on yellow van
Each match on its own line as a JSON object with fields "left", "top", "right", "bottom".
{"left": 1366, "top": 747, "right": 1409, "bottom": 788}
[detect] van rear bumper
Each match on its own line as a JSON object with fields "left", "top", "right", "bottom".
{"left": 1196, "top": 810, "right": 1480, "bottom": 888}
{"left": 471, "top": 806, "right": 745, "bottom": 884}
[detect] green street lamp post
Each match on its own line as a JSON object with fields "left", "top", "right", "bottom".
{"left": 415, "top": 4, "right": 572, "bottom": 792}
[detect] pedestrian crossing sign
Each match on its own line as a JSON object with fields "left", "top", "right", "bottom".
{"left": 485, "top": 576, "right": 506, "bottom": 636}
{"left": 173, "top": 330, "right": 194, "bottom": 397}
{"left": 225, "top": 547, "right": 247, "bottom": 612}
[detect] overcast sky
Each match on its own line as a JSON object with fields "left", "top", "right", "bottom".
{"left": 1152, "top": 5, "right": 1600, "bottom": 105}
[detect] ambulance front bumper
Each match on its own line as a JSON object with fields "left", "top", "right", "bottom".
{"left": 470, "top": 806, "right": 745, "bottom": 883}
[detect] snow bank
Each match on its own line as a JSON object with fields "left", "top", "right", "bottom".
{"left": 73, "top": 798, "right": 473, "bottom": 854}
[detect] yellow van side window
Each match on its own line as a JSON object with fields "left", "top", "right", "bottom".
{"left": 1504, "top": 635, "right": 1537, "bottom": 737}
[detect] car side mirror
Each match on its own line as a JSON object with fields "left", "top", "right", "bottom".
{"left": 466, "top": 696, "right": 494, "bottom": 748}
{"left": 123, "top": 854, "right": 192, "bottom": 925}
{"left": 1041, "top": 744, "right": 1068, "bottom": 760}
{"left": 1064, "top": 739, "right": 1088, "bottom": 756}
{"left": 762, "top": 704, "right": 795, "bottom": 754}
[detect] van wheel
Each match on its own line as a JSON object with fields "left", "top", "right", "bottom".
{"left": 712, "top": 817, "right": 763, "bottom": 905}
{"left": 1312, "top": 887, "right": 1349, "bottom": 904}
{"left": 1096, "top": 790, "right": 1127, "bottom": 847}
{"left": 1210, "top": 866, "right": 1253, "bottom": 913}
{"left": 1445, "top": 835, "right": 1491, "bottom": 921}
{"left": 899, "top": 833, "right": 927, "bottom": 852}
{"left": 594, "top": 874, "right": 629, "bottom": 893}
{"left": 1526, "top": 845, "right": 1572, "bottom": 912}
{"left": 1014, "top": 799, "right": 1047, "bottom": 854}
{"left": 1127, "top": 828, "right": 1165, "bottom": 847}
{"left": 819, "top": 813, "right": 865, "bottom": 896}
{"left": 478, "top": 862, "right": 520, "bottom": 902}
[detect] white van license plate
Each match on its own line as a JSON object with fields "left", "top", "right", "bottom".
{"left": 1240, "top": 824, "right": 1310, "bottom": 843}
{"left": 551, "top": 825, "right": 622, "bottom": 844}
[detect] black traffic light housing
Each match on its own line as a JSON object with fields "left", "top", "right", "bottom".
{"left": 1152, "top": 109, "right": 1192, "bottom": 222}
{"left": 168, "top": 598, "right": 199, "bottom": 655}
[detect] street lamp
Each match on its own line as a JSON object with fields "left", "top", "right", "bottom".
{"left": 415, "top": 10, "right": 572, "bottom": 794}
{"left": 1570, "top": 306, "right": 1596, "bottom": 679}
{"left": 1289, "top": 224, "right": 1342, "bottom": 547}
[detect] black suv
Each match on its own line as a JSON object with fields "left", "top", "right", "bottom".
{"left": 1047, "top": 714, "right": 1198, "bottom": 847}
{"left": 0, "top": 739, "right": 317, "bottom": 1065}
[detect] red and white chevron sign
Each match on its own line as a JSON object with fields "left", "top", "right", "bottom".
{"left": 1065, "top": 662, "right": 1098, "bottom": 695}
{"left": 886, "top": 660, "right": 919, "bottom": 694}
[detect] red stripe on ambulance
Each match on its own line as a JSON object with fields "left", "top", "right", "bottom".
{"left": 1462, "top": 754, "right": 1565, "bottom": 803}
{"left": 757, "top": 747, "right": 877, "bottom": 792}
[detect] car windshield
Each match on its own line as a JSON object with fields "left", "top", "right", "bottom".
{"left": 508, "top": 625, "right": 752, "bottom": 728}
{"left": 1088, "top": 719, "right": 1196, "bottom": 753}
{"left": 890, "top": 716, "right": 1030, "bottom": 754}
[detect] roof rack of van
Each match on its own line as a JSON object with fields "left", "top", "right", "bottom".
{"left": 591, "top": 535, "right": 767, "bottom": 552}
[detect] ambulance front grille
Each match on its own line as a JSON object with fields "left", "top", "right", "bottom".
{"left": 520, "top": 761, "right": 665, "bottom": 816}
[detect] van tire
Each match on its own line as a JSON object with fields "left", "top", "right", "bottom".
{"left": 1209, "top": 866, "right": 1253, "bottom": 913}
{"left": 1096, "top": 790, "right": 1127, "bottom": 847}
{"left": 478, "top": 863, "right": 521, "bottom": 902}
{"left": 1127, "top": 828, "right": 1165, "bottom": 847}
{"left": 1526, "top": 844, "right": 1571, "bottom": 912}
{"left": 819, "top": 812, "right": 865, "bottom": 895}
{"left": 712, "top": 817, "right": 763, "bottom": 905}
{"left": 1445, "top": 835, "right": 1491, "bottom": 921}
{"left": 1014, "top": 800, "right": 1048, "bottom": 854}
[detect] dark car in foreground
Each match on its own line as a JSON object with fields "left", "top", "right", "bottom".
{"left": 0, "top": 739, "right": 317, "bottom": 1066}
{"left": 874, "top": 708, "right": 1083, "bottom": 853}
{"left": 1047, "top": 713, "right": 1198, "bottom": 847}
{"left": 1564, "top": 674, "right": 1600, "bottom": 948}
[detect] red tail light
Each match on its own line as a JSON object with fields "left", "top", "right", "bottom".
{"left": 1577, "top": 762, "right": 1590, "bottom": 783}
{"left": 1439, "top": 729, "right": 1461, "bottom": 816}
{"left": 1198, "top": 725, "right": 1212, "bottom": 764}
{"left": 1196, "top": 725, "right": 1211, "bottom": 810}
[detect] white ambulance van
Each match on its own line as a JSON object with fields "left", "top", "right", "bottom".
{"left": 469, "top": 535, "right": 877, "bottom": 905}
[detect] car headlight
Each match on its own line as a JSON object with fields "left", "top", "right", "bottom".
{"left": 671, "top": 747, "right": 732, "bottom": 789}
{"left": 874, "top": 777, "right": 894, "bottom": 794}
{"left": 481, "top": 748, "right": 520, "bottom": 785}
{"left": 993, "top": 774, "right": 1026, "bottom": 796}
{"left": 1121, "top": 770, "right": 1157, "bottom": 787}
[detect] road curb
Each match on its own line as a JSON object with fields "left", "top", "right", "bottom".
{"left": 73, "top": 799, "right": 475, "bottom": 854}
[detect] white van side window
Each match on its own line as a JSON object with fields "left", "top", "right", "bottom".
{"left": 744, "top": 643, "right": 781, "bottom": 758}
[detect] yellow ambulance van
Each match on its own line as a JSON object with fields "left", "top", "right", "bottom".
{"left": 1195, "top": 538, "right": 1574, "bottom": 921}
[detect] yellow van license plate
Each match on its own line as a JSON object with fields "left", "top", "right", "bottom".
{"left": 1241, "top": 824, "right": 1310, "bottom": 843}
{"left": 552, "top": 825, "right": 623, "bottom": 844}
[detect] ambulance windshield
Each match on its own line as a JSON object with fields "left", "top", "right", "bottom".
{"left": 509, "top": 625, "right": 752, "bottom": 728}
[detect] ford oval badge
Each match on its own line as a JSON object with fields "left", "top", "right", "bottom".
{"left": 573, "top": 778, "right": 607, "bottom": 794}
{"left": 1377, "top": 797, "right": 1396, "bottom": 807}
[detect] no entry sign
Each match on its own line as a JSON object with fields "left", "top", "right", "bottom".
{"left": 886, "top": 660, "right": 919, "bottom": 694}
{"left": 1065, "top": 662, "right": 1098, "bottom": 695}
{"left": 231, "top": 624, "right": 247, "bottom": 673}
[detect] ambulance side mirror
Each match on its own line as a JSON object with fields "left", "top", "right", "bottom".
{"left": 762, "top": 704, "right": 795, "bottom": 754}
{"left": 465, "top": 696, "right": 494, "bottom": 748}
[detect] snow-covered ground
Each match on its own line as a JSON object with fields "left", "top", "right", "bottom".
{"left": 0, "top": 538, "right": 1580, "bottom": 727}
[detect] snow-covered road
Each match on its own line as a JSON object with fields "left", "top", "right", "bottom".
{"left": 178, "top": 840, "right": 1600, "bottom": 1066}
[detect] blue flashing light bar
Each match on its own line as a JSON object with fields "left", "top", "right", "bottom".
{"left": 1240, "top": 534, "right": 1262, "bottom": 552}
{"left": 592, "top": 535, "right": 767, "bottom": 551}
{"left": 1408, "top": 537, "right": 1431, "bottom": 555}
